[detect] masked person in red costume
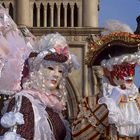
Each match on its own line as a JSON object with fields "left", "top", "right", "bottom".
{"left": 98, "top": 53, "right": 140, "bottom": 137}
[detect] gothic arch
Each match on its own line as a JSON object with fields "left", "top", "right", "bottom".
{"left": 40, "top": 3, "right": 44, "bottom": 27}
{"left": 47, "top": 3, "right": 50, "bottom": 27}
{"left": 66, "top": 78, "right": 79, "bottom": 121}
{"left": 33, "top": 3, "right": 37, "bottom": 27}
{"left": 9, "top": 3, "right": 14, "bottom": 19}
{"left": 54, "top": 3, "right": 57, "bottom": 27}
{"left": 67, "top": 3, "right": 71, "bottom": 27}
{"left": 74, "top": 3, "right": 78, "bottom": 27}
{"left": 60, "top": 3, "right": 64, "bottom": 27}
{"left": 2, "top": 3, "right": 5, "bottom": 8}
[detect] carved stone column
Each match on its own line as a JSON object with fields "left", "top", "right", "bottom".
{"left": 15, "top": 0, "right": 30, "bottom": 27}
{"left": 2, "top": 3, "right": 7, "bottom": 8}
{"left": 64, "top": 4, "right": 67, "bottom": 27}
{"left": 71, "top": 4, "right": 74, "bottom": 27}
{"left": 37, "top": 5, "right": 40, "bottom": 27}
{"left": 82, "top": 0, "right": 99, "bottom": 27}
{"left": 44, "top": 6, "right": 47, "bottom": 27}
{"left": 57, "top": 4, "right": 61, "bottom": 27}
{"left": 13, "top": 1, "right": 16, "bottom": 21}
{"left": 50, "top": 4, "right": 54, "bottom": 27}
{"left": 30, "top": 3, "right": 33, "bottom": 27}
{"left": 5, "top": 3, "right": 10, "bottom": 17}
{"left": 78, "top": 4, "right": 82, "bottom": 27}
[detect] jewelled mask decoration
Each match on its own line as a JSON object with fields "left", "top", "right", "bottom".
{"left": 101, "top": 52, "right": 140, "bottom": 86}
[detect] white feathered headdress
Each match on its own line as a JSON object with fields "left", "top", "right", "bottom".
{"left": 102, "top": 20, "right": 133, "bottom": 35}
{"left": 28, "top": 33, "right": 80, "bottom": 76}
{"left": 0, "top": 5, "right": 31, "bottom": 94}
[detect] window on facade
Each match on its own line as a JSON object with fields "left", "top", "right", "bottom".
{"left": 47, "top": 3, "right": 51, "bottom": 27}
{"left": 60, "top": 3, "right": 64, "bottom": 27}
{"left": 54, "top": 3, "right": 57, "bottom": 27}
{"left": 33, "top": 3, "right": 37, "bottom": 27}
{"left": 67, "top": 3, "right": 71, "bottom": 27}
{"left": 2, "top": 3, "right": 5, "bottom": 8}
{"left": 9, "top": 3, "right": 14, "bottom": 19}
{"left": 74, "top": 3, "right": 78, "bottom": 27}
{"left": 40, "top": 3, "right": 44, "bottom": 27}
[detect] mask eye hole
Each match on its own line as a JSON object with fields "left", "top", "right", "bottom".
{"left": 58, "top": 70, "right": 63, "bottom": 73}
{"left": 48, "top": 66, "right": 54, "bottom": 70}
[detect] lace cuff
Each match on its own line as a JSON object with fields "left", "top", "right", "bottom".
{"left": 1, "top": 111, "right": 24, "bottom": 128}
{"left": 0, "top": 132, "right": 25, "bottom": 140}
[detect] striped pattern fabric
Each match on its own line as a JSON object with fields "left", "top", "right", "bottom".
{"left": 72, "top": 96, "right": 140, "bottom": 140}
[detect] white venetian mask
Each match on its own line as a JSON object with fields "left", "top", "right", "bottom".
{"left": 39, "top": 63, "right": 63, "bottom": 90}
{"left": 28, "top": 61, "right": 65, "bottom": 93}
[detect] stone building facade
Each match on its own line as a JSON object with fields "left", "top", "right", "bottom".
{"left": 0, "top": 0, "right": 103, "bottom": 121}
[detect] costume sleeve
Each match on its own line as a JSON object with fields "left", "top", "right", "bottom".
{"left": 0, "top": 96, "right": 34, "bottom": 140}
{"left": 109, "top": 87, "right": 122, "bottom": 105}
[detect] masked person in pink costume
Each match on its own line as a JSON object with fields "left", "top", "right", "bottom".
{"left": 0, "top": 32, "right": 79, "bottom": 140}
{"left": 0, "top": 4, "right": 32, "bottom": 140}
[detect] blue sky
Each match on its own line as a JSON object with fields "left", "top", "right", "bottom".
{"left": 99, "top": 0, "right": 140, "bottom": 31}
